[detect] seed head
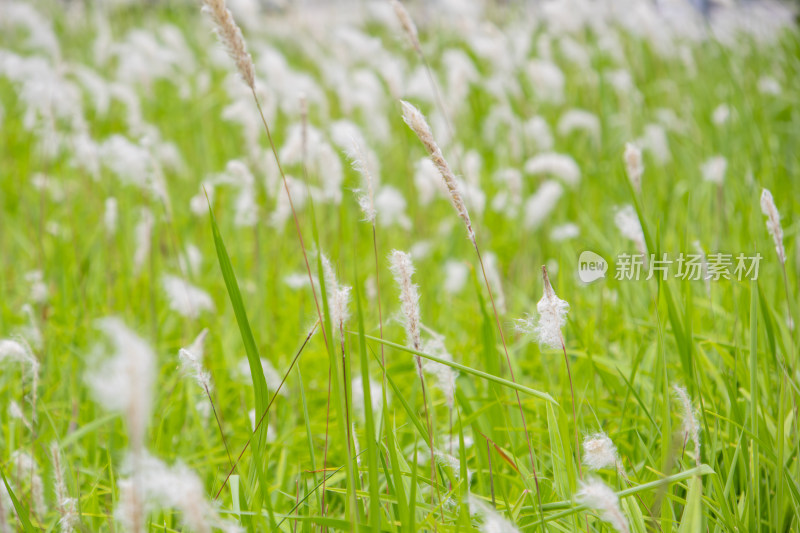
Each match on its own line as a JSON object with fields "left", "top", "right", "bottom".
{"left": 400, "top": 100, "right": 475, "bottom": 247}
{"left": 518, "top": 266, "right": 569, "bottom": 350}
{"left": 87, "top": 318, "right": 155, "bottom": 455}
{"left": 673, "top": 385, "right": 701, "bottom": 467}
{"left": 583, "top": 432, "right": 619, "bottom": 472}
{"left": 576, "top": 478, "right": 630, "bottom": 533}
{"left": 614, "top": 205, "right": 647, "bottom": 259}
{"left": 202, "top": 0, "right": 255, "bottom": 89}
{"left": 390, "top": 0, "right": 421, "bottom": 54}
{"left": 51, "top": 443, "right": 79, "bottom": 532}
{"left": 624, "top": 143, "right": 643, "bottom": 194}
{"left": 389, "top": 250, "right": 421, "bottom": 352}
{"left": 760, "top": 188, "right": 785, "bottom": 264}
{"left": 346, "top": 139, "right": 377, "bottom": 224}
{"left": 178, "top": 329, "right": 211, "bottom": 392}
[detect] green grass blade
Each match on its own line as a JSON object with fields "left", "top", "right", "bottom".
{"left": 355, "top": 266, "right": 381, "bottom": 533}
{"left": 0, "top": 467, "right": 35, "bottom": 532}
{"left": 361, "top": 334, "right": 556, "bottom": 404}
{"left": 677, "top": 477, "right": 704, "bottom": 532}
{"left": 208, "top": 203, "right": 271, "bottom": 524}
{"left": 749, "top": 280, "right": 760, "bottom": 531}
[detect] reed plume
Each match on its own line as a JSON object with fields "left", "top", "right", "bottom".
{"left": 51, "top": 443, "right": 79, "bottom": 532}
{"left": 389, "top": 250, "right": 439, "bottom": 503}
{"left": 624, "top": 143, "right": 643, "bottom": 195}
{"left": 400, "top": 99, "right": 543, "bottom": 522}
{"left": 583, "top": 432, "right": 620, "bottom": 473}
{"left": 760, "top": 188, "right": 785, "bottom": 265}
{"left": 673, "top": 385, "right": 701, "bottom": 467}
{"left": 390, "top": 0, "right": 421, "bottom": 54}
{"left": 201, "top": 0, "right": 255, "bottom": 89}
{"left": 577, "top": 478, "right": 630, "bottom": 533}
{"left": 401, "top": 100, "right": 474, "bottom": 247}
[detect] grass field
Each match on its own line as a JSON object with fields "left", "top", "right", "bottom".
{"left": 1, "top": 0, "right": 799, "bottom": 531}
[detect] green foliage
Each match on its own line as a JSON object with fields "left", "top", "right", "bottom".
{"left": 0, "top": 2, "right": 798, "bottom": 532}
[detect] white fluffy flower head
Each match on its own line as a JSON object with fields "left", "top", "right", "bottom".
{"left": 389, "top": 250, "right": 421, "bottom": 351}
{"left": 577, "top": 478, "right": 630, "bottom": 533}
{"left": 760, "top": 188, "right": 785, "bottom": 265}
{"left": 520, "top": 266, "right": 569, "bottom": 350}
{"left": 673, "top": 385, "right": 701, "bottom": 466}
{"left": 161, "top": 275, "right": 215, "bottom": 319}
{"left": 86, "top": 318, "right": 155, "bottom": 454}
{"left": 583, "top": 432, "right": 619, "bottom": 471}
{"left": 179, "top": 328, "right": 211, "bottom": 391}
{"left": 624, "top": 143, "right": 643, "bottom": 194}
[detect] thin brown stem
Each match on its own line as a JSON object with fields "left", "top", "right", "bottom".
{"left": 340, "top": 327, "right": 353, "bottom": 457}
{"left": 781, "top": 263, "right": 795, "bottom": 357}
{"left": 293, "top": 475, "right": 301, "bottom": 533}
{"left": 214, "top": 321, "right": 318, "bottom": 500}
{"left": 560, "top": 335, "right": 583, "bottom": 479}
{"left": 372, "top": 225, "right": 386, "bottom": 389}
{"left": 475, "top": 247, "right": 544, "bottom": 527}
{"left": 204, "top": 384, "right": 233, "bottom": 469}
{"left": 251, "top": 89, "right": 329, "bottom": 352}
{"left": 321, "top": 364, "right": 332, "bottom": 527}
{"left": 485, "top": 437, "right": 496, "bottom": 507}
{"left": 414, "top": 355, "right": 441, "bottom": 508}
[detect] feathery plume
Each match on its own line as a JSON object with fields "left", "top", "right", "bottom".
{"left": 760, "top": 188, "right": 785, "bottom": 265}
{"left": 86, "top": 318, "right": 155, "bottom": 455}
{"left": 0, "top": 338, "right": 39, "bottom": 420}
{"left": 179, "top": 328, "right": 211, "bottom": 392}
{"left": 51, "top": 443, "right": 79, "bottom": 532}
{"left": 577, "top": 478, "right": 630, "bottom": 533}
{"left": 614, "top": 205, "right": 647, "bottom": 259}
{"left": 320, "top": 253, "right": 351, "bottom": 337}
{"left": 516, "top": 267, "right": 569, "bottom": 350}
{"left": 0, "top": 338, "right": 39, "bottom": 383}
{"left": 161, "top": 275, "right": 215, "bottom": 319}
{"left": 201, "top": 0, "right": 255, "bottom": 89}
{"left": 25, "top": 270, "right": 48, "bottom": 305}
{"left": 19, "top": 304, "right": 42, "bottom": 351}
{"left": 524, "top": 152, "right": 581, "bottom": 186}
{"left": 550, "top": 223, "right": 580, "bottom": 242}
{"left": 117, "top": 452, "right": 240, "bottom": 533}
{"left": 400, "top": 100, "right": 475, "bottom": 247}
{"left": 133, "top": 208, "right": 154, "bottom": 276}
{"left": 347, "top": 139, "right": 377, "bottom": 224}
{"left": 673, "top": 385, "right": 701, "bottom": 466}
{"left": 469, "top": 495, "right": 520, "bottom": 533}
{"left": 557, "top": 109, "right": 601, "bottom": 142}
{"left": 115, "top": 477, "right": 144, "bottom": 533}
{"left": 389, "top": 249, "right": 439, "bottom": 500}
{"left": 9, "top": 401, "right": 32, "bottom": 432}
{"left": 104, "top": 197, "right": 118, "bottom": 237}
{"left": 701, "top": 156, "right": 727, "bottom": 184}
{"left": 390, "top": 0, "right": 421, "bottom": 54}
{"left": 583, "top": 432, "right": 620, "bottom": 472}
{"left": 389, "top": 250, "right": 422, "bottom": 351}
{"left": 523, "top": 180, "right": 563, "bottom": 230}
{"left": 11, "top": 451, "right": 44, "bottom": 516}
{"left": 331, "top": 285, "right": 352, "bottom": 338}
{"left": 624, "top": 143, "right": 643, "bottom": 194}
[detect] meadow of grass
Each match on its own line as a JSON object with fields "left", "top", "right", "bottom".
{"left": 0, "top": 0, "right": 798, "bottom": 531}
